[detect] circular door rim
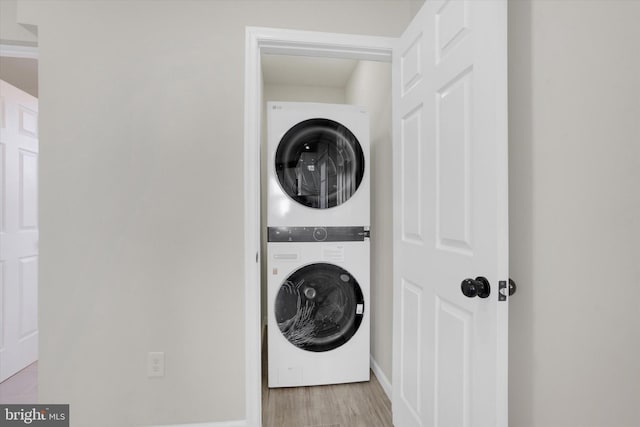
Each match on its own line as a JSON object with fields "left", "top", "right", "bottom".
{"left": 273, "top": 261, "right": 365, "bottom": 353}
{"left": 274, "top": 117, "right": 366, "bottom": 210}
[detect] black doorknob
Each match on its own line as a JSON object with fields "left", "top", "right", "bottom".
{"left": 509, "top": 278, "right": 517, "bottom": 296}
{"left": 461, "top": 276, "right": 491, "bottom": 298}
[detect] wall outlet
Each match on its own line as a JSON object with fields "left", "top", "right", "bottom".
{"left": 147, "top": 352, "right": 165, "bottom": 378}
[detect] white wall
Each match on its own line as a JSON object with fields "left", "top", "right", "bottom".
{"left": 508, "top": 2, "right": 640, "bottom": 426}
{"left": 344, "top": 61, "right": 393, "bottom": 384}
{"left": 17, "top": 1, "right": 417, "bottom": 426}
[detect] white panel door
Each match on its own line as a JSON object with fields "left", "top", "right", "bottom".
{"left": 392, "top": 1, "right": 508, "bottom": 426}
{"left": 0, "top": 80, "right": 39, "bottom": 382}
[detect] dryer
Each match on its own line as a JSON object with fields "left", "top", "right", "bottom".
{"left": 267, "top": 102, "right": 370, "bottom": 227}
{"left": 267, "top": 226, "right": 370, "bottom": 388}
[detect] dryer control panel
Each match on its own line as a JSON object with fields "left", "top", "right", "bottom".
{"left": 268, "top": 226, "right": 369, "bottom": 242}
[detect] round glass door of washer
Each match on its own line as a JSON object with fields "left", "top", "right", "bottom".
{"left": 274, "top": 263, "right": 365, "bottom": 352}
{"left": 275, "top": 118, "right": 365, "bottom": 209}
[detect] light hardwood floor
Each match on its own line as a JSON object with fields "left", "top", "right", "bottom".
{"left": 262, "top": 329, "right": 392, "bottom": 427}
{"left": 3, "top": 356, "right": 392, "bottom": 426}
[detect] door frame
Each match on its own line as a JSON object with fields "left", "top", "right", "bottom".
{"left": 0, "top": 44, "right": 39, "bottom": 59}
{"left": 243, "top": 26, "right": 394, "bottom": 426}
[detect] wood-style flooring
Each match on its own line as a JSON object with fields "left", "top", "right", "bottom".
{"left": 3, "top": 344, "right": 392, "bottom": 426}
{"left": 262, "top": 329, "right": 392, "bottom": 427}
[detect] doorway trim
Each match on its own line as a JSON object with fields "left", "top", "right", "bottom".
{"left": 243, "top": 26, "right": 394, "bottom": 426}
{"left": 0, "top": 44, "right": 38, "bottom": 59}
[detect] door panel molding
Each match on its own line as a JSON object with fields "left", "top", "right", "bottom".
{"left": 392, "top": 1, "right": 509, "bottom": 426}
{"left": 0, "top": 79, "right": 38, "bottom": 383}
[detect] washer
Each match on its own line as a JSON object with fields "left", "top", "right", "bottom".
{"left": 267, "top": 226, "right": 370, "bottom": 388}
{"left": 267, "top": 102, "right": 370, "bottom": 227}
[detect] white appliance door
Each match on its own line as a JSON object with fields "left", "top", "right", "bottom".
{"left": 0, "top": 80, "right": 39, "bottom": 382}
{"left": 392, "top": 1, "right": 509, "bottom": 426}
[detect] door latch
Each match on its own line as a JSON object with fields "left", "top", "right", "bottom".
{"left": 498, "top": 278, "right": 517, "bottom": 301}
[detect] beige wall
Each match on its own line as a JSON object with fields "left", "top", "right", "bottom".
{"left": 0, "top": 0, "right": 37, "bottom": 46}
{"left": 0, "top": 0, "right": 39, "bottom": 98}
{"left": 15, "top": 0, "right": 640, "bottom": 425}
{"left": 508, "top": 1, "right": 640, "bottom": 427}
{"left": 263, "top": 84, "right": 346, "bottom": 105}
{"left": 18, "top": 1, "right": 416, "bottom": 426}
{"left": 345, "top": 61, "right": 393, "bottom": 383}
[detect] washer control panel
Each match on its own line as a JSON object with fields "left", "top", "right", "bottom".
{"left": 268, "top": 226, "right": 369, "bottom": 242}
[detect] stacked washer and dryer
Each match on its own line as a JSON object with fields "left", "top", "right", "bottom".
{"left": 266, "top": 102, "right": 371, "bottom": 388}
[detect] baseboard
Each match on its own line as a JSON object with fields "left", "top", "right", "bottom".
{"left": 370, "top": 355, "right": 392, "bottom": 401}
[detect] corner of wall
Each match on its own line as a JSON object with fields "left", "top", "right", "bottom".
{"left": 370, "top": 355, "right": 392, "bottom": 400}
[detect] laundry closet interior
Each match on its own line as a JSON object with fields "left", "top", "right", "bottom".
{"left": 259, "top": 52, "right": 394, "bottom": 398}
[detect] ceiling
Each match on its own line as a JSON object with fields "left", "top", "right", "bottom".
{"left": 261, "top": 54, "right": 358, "bottom": 88}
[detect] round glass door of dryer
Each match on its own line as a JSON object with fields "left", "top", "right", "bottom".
{"left": 275, "top": 118, "right": 365, "bottom": 209}
{"left": 274, "top": 263, "right": 365, "bottom": 352}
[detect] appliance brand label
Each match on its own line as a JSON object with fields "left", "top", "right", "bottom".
{"left": 322, "top": 245, "right": 345, "bottom": 262}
